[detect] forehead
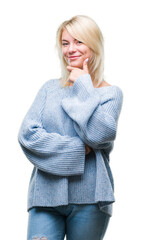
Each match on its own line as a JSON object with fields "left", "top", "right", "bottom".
{"left": 61, "top": 28, "right": 76, "bottom": 41}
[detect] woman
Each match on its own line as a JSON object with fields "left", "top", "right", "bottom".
{"left": 18, "top": 15, "right": 123, "bottom": 240}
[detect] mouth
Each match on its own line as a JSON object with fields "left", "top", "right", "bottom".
{"left": 69, "top": 56, "right": 81, "bottom": 60}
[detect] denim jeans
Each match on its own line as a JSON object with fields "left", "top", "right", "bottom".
{"left": 27, "top": 203, "right": 110, "bottom": 240}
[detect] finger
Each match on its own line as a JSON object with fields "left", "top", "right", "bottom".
{"left": 67, "top": 66, "right": 78, "bottom": 71}
{"left": 83, "top": 58, "right": 89, "bottom": 72}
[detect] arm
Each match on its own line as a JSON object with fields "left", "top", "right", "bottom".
{"left": 18, "top": 82, "right": 85, "bottom": 176}
{"left": 61, "top": 74, "right": 123, "bottom": 151}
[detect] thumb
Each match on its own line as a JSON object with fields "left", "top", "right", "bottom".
{"left": 83, "top": 58, "right": 89, "bottom": 72}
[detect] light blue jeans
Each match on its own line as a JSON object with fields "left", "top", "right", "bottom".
{"left": 27, "top": 203, "right": 110, "bottom": 240}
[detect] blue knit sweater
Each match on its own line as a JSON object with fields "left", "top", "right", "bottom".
{"left": 18, "top": 73, "right": 123, "bottom": 216}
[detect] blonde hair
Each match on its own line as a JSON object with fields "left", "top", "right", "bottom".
{"left": 55, "top": 15, "right": 104, "bottom": 87}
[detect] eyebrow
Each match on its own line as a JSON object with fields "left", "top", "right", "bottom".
{"left": 62, "top": 39, "right": 68, "bottom": 42}
{"left": 61, "top": 39, "right": 77, "bottom": 42}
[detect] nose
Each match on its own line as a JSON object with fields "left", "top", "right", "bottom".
{"left": 68, "top": 43, "right": 77, "bottom": 54}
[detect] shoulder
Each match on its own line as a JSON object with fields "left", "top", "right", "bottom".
{"left": 111, "top": 85, "right": 123, "bottom": 100}
{"left": 107, "top": 86, "right": 123, "bottom": 113}
{"left": 107, "top": 85, "right": 123, "bottom": 103}
{"left": 97, "top": 84, "right": 123, "bottom": 110}
{"left": 99, "top": 81, "right": 123, "bottom": 97}
{"left": 98, "top": 85, "right": 123, "bottom": 118}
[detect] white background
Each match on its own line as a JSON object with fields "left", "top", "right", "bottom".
{"left": 0, "top": 0, "right": 141, "bottom": 239}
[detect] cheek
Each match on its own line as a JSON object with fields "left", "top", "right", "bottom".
{"left": 83, "top": 46, "right": 91, "bottom": 56}
{"left": 86, "top": 49, "right": 91, "bottom": 56}
{"left": 62, "top": 48, "right": 68, "bottom": 56}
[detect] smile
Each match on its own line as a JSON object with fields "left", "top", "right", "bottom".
{"left": 69, "top": 56, "right": 80, "bottom": 59}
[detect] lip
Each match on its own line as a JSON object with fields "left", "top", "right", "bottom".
{"left": 69, "top": 56, "right": 81, "bottom": 59}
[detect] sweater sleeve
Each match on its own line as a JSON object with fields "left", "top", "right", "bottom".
{"left": 61, "top": 74, "right": 123, "bottom": 151}
{"left": 18, "top": 82, "right": 85, "bottom": 177}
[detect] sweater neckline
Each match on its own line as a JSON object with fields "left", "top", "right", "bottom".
{"left": 56, "top": 78, "right": 116, "bottom": 91}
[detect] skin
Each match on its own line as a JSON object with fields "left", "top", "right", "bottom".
{"left": 61, "top": 28, "right": 91, "bottom": 86}
{"left": 61, "top": 28, "right": 111, "bottom": 154}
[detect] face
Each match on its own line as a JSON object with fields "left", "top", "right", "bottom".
{"left": 61, "top": 28, "right": 92, "bottom": 69}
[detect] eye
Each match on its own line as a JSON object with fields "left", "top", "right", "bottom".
{"left": 62, "top": 42, "right": 68, "bottom": 46}
{"left": 77, "top": 41, "right": 83, "bottom": 44}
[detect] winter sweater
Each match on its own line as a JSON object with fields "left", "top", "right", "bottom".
{"left": 18, "top": 73, "right": 123, "bottom": 216}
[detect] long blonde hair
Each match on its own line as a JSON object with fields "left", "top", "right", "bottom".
{"left": 55, "top": 15, "right": 104, "bottom": 87}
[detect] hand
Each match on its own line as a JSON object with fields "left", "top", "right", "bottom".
{"left": 85, "top": 144, "right": 92, "bottom": 155}
{"left": 67, "top": 58, "right": 89, "bottom": 85}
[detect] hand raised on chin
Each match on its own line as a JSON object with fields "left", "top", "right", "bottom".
{"left": 67, "top": 58, "right": 89, "bottom": 85}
